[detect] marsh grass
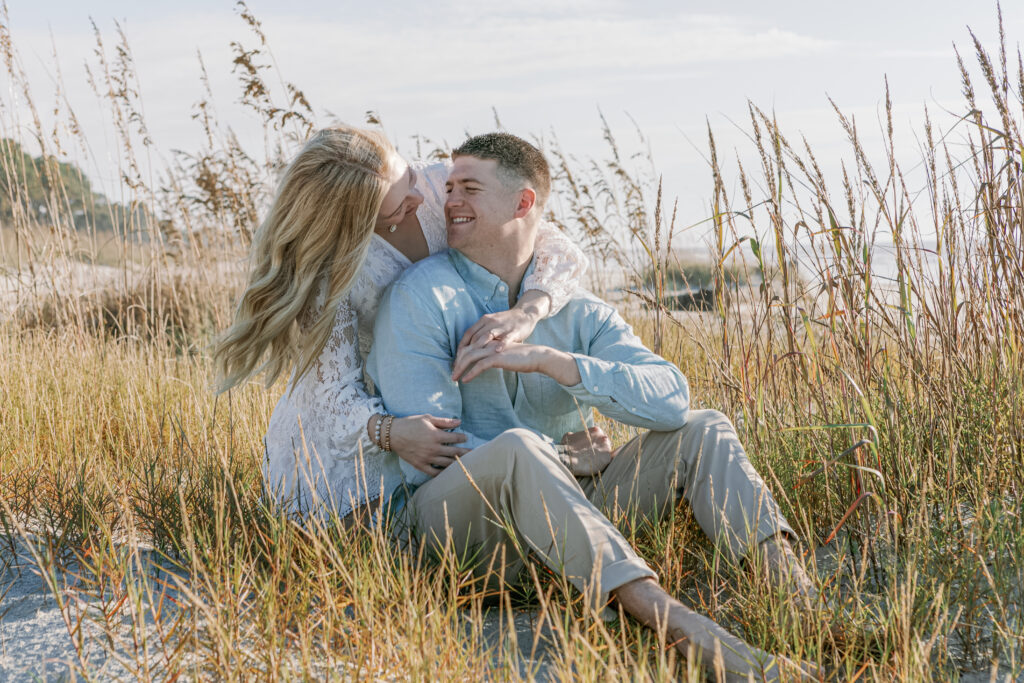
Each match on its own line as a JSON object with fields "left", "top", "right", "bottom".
{"left": 1, "top": 3, "right": 1023, "bottom": 681}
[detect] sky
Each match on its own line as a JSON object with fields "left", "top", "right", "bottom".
{"left": 2, "top": 0, "right": 1019, "bottom": 245}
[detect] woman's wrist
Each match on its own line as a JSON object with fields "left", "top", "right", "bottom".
{"left": 515, "top": 289, "right": 552, "bottom": 321}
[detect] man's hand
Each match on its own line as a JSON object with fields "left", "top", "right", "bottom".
{"left": 559, "top": 426, "right": 615, "bottom": 476}
{"left": 452, "top": 339, "right": 582, "bottom": 386}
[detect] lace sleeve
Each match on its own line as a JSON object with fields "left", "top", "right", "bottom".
{"left": 411, "top": 161, "right": 451, "bottom": 253}
{"left": 282, "top": 286, "right": 390, "bottom": 510}
{"left": 524, "top": 220, "right": 589, "bottom": 314}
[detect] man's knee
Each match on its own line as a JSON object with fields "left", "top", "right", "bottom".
{"left": 650, "top": 409, "right": 734, "bottom": 473}
{"left": 682, "top": 409, "right": 731, "bottom": 432}
{"left": 489, "top": 427, "right": 547, "bottom": 452}
{"left": 485, "top": 428, "right": 558, "bottom": 469}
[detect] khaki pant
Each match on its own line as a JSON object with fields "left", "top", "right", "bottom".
{"left": 397, "top": 409, "right": 793, "bottom": 610}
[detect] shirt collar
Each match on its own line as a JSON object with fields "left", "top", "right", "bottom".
{"left": 448, "top": 249, "right": 537, "bottom": 311}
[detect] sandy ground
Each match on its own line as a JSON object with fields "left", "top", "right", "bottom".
{"left": 0, "top": 536, "right": 558, "bottom": 681}
{"left": 3, "top": 536, "right": 1020, "bottom": 682}
{"left": 0, "top": 538, "right": 179, "bottom": 681}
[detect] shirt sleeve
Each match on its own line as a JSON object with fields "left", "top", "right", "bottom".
{"left": 366, "top": 282, "right": 491, "bottom": 452}
{"left": 561, "top": 307, "right": 689, "bottom": 431}
{"left": 523, "top": 221, "right": 589, "bottom": 314}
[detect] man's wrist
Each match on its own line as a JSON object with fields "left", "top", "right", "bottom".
{"left": 539, "top": 348, "right": 582, "bottom": 386}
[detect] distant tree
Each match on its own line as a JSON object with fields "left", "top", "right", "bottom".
{"left": 0, "top": 138, "right": 127, "bottom": 233}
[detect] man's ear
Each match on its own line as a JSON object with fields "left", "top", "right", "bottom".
{"left": 513, "top": 188, "right": 537, "bottom": 219}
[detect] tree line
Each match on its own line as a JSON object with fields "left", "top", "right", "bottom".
{"left": 0, "top": 138, "right": 135, "bottom": 234}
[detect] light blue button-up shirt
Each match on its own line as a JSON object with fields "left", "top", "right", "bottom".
{"left": 366, "top": 249, "right": 690, "bottom": 454}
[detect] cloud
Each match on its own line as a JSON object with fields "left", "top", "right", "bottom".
{"left": 259, "top": 12, "right": 837, "bottom": 92}
{"left": 10, "top": 9, "right": 837, "bottom": 118}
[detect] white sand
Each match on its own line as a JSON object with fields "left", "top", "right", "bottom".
{"left": 4, "top": 534, "right": 1019, "bottom": 681}
{"left": 1, "top": 544, "right": 108, "bottom": 680}
{"left": 0, "top": 539, "right": 180, "bottom": 681}
{"left": 0, "top": 536, "right": 558, "bottom": 681}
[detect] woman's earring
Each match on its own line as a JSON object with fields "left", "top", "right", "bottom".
{"left": 388, "top": 224, "right": 398, "bottom": 233}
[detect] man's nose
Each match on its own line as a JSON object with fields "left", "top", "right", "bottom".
{"left": 445, "top": 190, "right": 463, "bottom": 207}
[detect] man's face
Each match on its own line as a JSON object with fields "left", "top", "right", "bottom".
{"left": 444, "top": 156, "right": 522, "bottom": 254}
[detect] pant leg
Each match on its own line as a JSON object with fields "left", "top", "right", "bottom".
{"left": 402, "top": 428, "right": 656, "bottom": 610}
{"left": 581, "top": 409, "right": 795, "bottom": 560}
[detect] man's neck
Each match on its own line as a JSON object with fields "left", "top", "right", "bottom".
{"left": 472, "top": 248, "right": 533, "bottom": 306}
{"left": 463, "top": 218, "right": 537, "bottom": 306}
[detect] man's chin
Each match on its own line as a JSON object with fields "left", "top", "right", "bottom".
{"left": 445, "top": 229, "right": 466, "bottom": 250}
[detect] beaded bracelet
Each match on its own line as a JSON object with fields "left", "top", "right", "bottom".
{"left": 372, "top": 413, "right": 388, "bottom": 451}
{"left": 382, "top": 415, "right": 395, "bottom": 452}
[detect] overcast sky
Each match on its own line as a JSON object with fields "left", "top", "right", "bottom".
{"left": 2, "top": 0, "right": 1018, "bottom": 243}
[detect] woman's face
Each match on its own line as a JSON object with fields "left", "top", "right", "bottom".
{"left": 374, "top": 154, "right": 423, "bottom": 231}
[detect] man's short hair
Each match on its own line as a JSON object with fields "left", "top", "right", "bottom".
{"left": 452, "top": 133, "right": 551, "bottom": 209}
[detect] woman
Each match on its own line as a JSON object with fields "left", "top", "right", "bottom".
{"left": 213, "top": 125, "right": 585, "bottom": 519}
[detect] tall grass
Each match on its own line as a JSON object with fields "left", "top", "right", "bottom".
{"left": 1, "top": 4, "right": 1022, "bottom": 681}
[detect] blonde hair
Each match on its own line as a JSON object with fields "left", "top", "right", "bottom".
{"left": 214, "top": 125, "right": 394, "bottom": 393}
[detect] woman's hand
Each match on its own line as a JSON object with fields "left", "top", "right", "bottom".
{"left": 559, "top": 426, "right": 615, "bottom": 476}
{"left": 389, "top": 415, "right": 471, "bottom": 477}
{"left": 456, "top": 289, "right": 551, "bottom": 351}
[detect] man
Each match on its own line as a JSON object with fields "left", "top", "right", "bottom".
{"left": 366, "top": 133, "right": 816, "bottom": 680}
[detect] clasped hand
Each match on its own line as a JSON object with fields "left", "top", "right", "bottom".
{"left": 452, "top": 309, "right": 583, "bottom": 386}
{"left": 559, "top": 426, "right": 616, "bottom": 476}
{"left": 389, "top": 415, "right": 470, "bottom": 476}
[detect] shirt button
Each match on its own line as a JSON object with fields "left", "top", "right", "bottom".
{"left": 592, "top": 385, "right": 600, "bottom": 392}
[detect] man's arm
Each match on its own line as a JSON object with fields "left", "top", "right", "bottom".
{"left": 366, "top": 282, "right": 491, "bottom": 451}
{"left": 565, "top": 306, "right": 689, "bottom": 429}
{"left": 454, "top": 305, "right": 689, "bottom": 431}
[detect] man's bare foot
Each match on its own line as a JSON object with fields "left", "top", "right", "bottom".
{"left": 760, "top": 535, "right": 818, "bottom": 611}
{"left": 613, "top": 577, "right": 818, "bottom": 681}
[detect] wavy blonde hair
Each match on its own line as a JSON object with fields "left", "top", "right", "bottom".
{"left": 214, "top": 125, "right": 394, "bottom": 393}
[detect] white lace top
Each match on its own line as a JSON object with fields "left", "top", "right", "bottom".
{"left": 263, "top": 161, "right": 587, "bottom": 517}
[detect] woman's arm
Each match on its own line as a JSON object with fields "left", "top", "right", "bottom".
{"left": 288, "top": 293, "right": 388, "bottom": 471}
{"left": 524, "top": 220, "right": 589, "bottom": 313}
{"left": 457, "top": 221, "right": 588, "bottom": 350}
